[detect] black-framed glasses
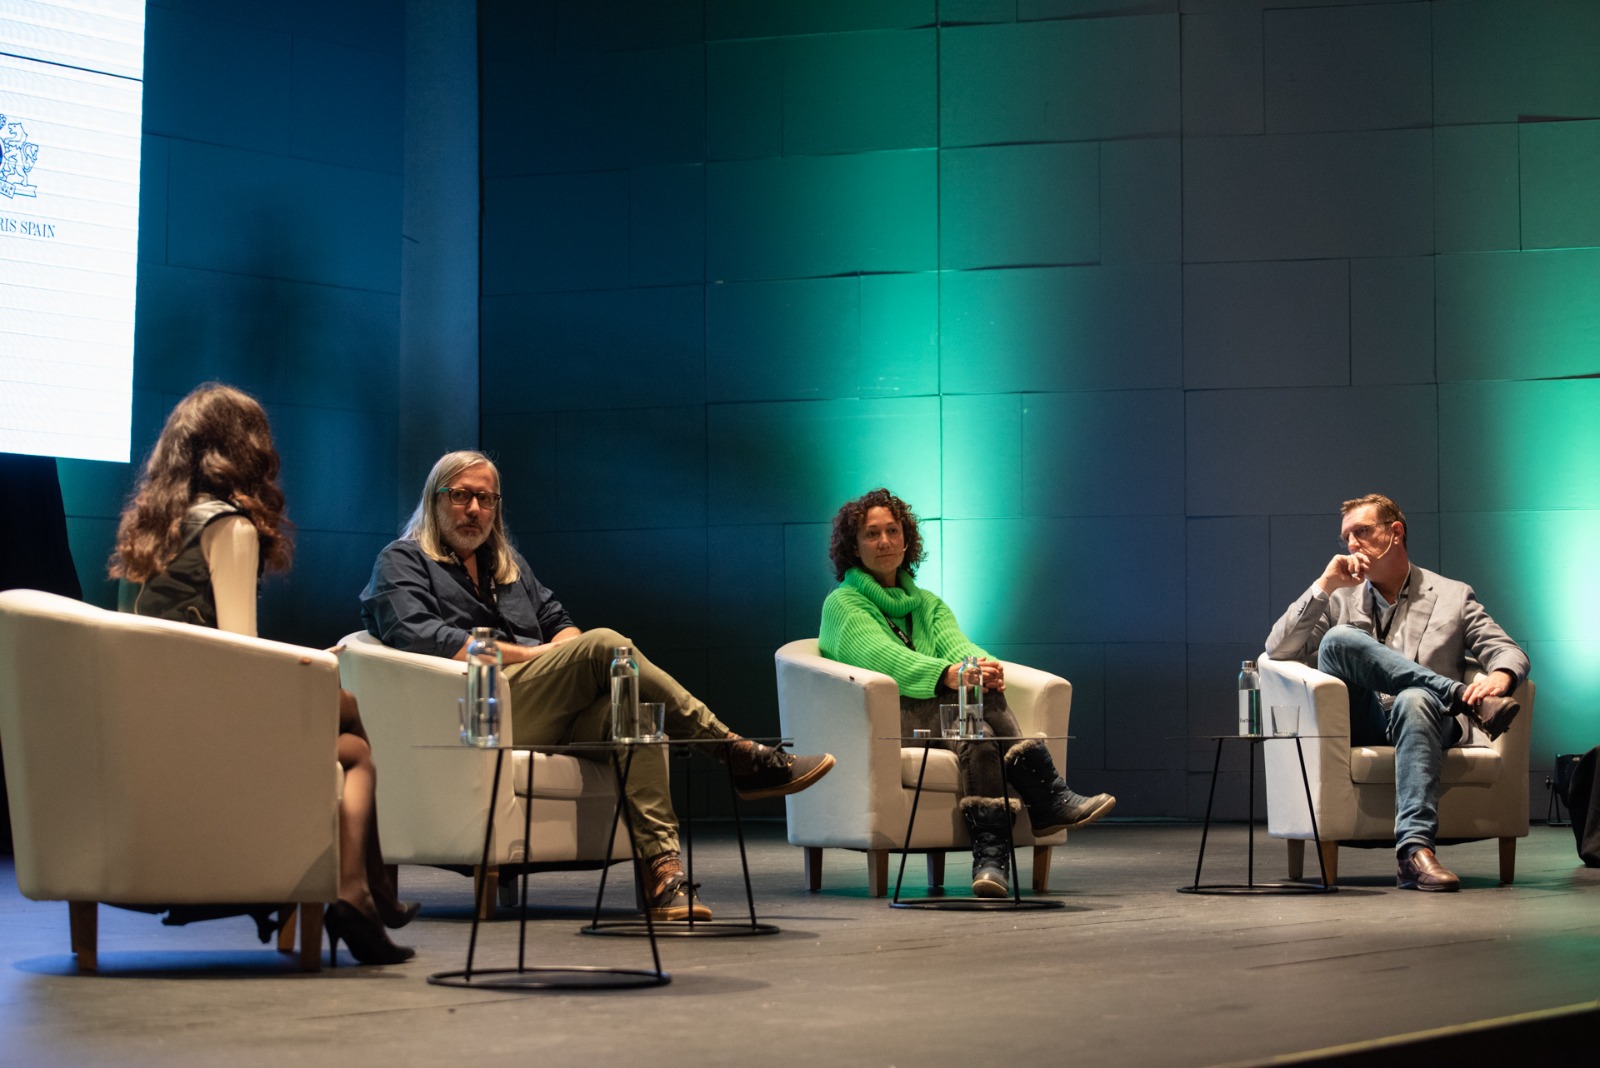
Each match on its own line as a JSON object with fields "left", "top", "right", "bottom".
{"left": 1340, "top": 523, "right": 1387, "bottom": 550}
{"left": 437, "top": 487, "right": 502, "bottom": 510}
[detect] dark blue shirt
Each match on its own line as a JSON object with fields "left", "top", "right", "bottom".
{"left": 360, "top": 538, "right": 575, "bottom": 658}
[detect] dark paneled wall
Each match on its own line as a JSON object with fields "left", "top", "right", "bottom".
{"left": 479, "top": 0, "right": 1600, "bottom": 818}
{"left": 58, "top": 0, "right": 406, "bottom": 649}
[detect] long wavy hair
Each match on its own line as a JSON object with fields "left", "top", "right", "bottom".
{"left": 401, "top": 450, "right": 521, "bottom": 584}
{"left": 828, "top": 488, "right": 926, "bottom": 582}
{"left": 110, "top": 383, "right": 293, "bottom": 582}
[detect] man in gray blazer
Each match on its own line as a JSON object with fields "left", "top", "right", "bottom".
{"left": 1265, "top": 493, "right": 1529, "bottom": 891}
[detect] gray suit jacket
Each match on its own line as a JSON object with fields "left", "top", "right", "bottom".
{"left": 1265, "top": 564, "right": 1530, "bottom": 693}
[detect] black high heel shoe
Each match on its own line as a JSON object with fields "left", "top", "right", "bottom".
{"left": 376, "top": 898, "right": 422, "bottom": 930}
{"left": 325, "top": 901, "right": 415, "bottom": 966}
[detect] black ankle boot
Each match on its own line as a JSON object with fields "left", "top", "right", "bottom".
{"left": 961, "top": 797, "right": 1018, "bottom": 898}
{"left": 1004, "top": 739, "right": 1116, "bottom": 834}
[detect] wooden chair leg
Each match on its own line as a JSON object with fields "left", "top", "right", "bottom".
{"left": 276, "top": 906, "right": 297, "bottom": 953}
{"left": 804, "top": 846, "right": 823, "bottom": 892}
{"left": 1498, "top": 837, "right": 1516, "bottom": 885}
{"left": 474, "top": 864, "right": 499, "bottom": 921}
{"left": 298, "top": 903, "right": 324, "bottom": 972}
{"left": 866, "top": 850, "right": 888, "bottom": 898}
{"left": 926, "top": 852, "right": 945, "bottom": 888}
{"left": 1286, "top": 839, "right": 1306, "bottom": 880}
{"left": 68, "top": 901, "right": 97, "bottom": 972}
{"left": 1032, "top": 846, "right": 1053, "bottom": 894}
{"left": 1316, "top": 840, "right": 1339, "bottom": 886}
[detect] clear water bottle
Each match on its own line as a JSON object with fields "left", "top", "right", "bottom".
{"left": 465, "top": 627, "right": 502, "bottom": 747}
{"left": 609, "top": 645, "right": 639, "bottom": 742}
{"left": 957, "top": 655, "right": 985, "bottom": 738}
{"left": 1238, "top": 659, "right": 1261, "bottom": 736}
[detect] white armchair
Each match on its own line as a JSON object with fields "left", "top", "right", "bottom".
{"left": 0, "top": 589, "right": 341, "bottom": 971}
{"left": 1259, "top": 654, "right": 1533, "bottom": 885}
{"left": 336, "top": 632, "right": 628, "bottom": 917}
{"left": 774, "top": 639, "right": 1072, "bottom": 897}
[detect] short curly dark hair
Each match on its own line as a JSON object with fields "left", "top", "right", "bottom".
{"left": 828, "top": 488, "right": 925, "bottom": 582}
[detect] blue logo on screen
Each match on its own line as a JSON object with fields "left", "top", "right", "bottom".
{"left": 0, "top": 116, "right": 40, "bottom": 199}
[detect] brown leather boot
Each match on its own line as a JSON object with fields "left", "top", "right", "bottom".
{"left": 643, "top": 852, "right": 711, "bottom": 921}
{"left": 724, "top": 735, "right": 835, "bottom": 800}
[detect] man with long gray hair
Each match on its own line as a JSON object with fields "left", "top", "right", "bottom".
{"left": 361, "top": 450, "right": 834, "bottom": 920}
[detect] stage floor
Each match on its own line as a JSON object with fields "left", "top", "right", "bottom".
{"left": 3, "top": 822, "right": 1598, "bottom": 1066}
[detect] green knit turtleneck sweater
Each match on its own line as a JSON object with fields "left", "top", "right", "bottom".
{"left": 818, "top": 567, "right": 988, "bottom": 699}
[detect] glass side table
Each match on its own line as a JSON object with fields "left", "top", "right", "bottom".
{"left": 885, "top": 734, "right": 1070, "bottom": 911}
{"left": 580, "top": 737, "right": 783, "bottom": 939}
{"left": 1178, "top": 734, "right": 1337, "bottom": 896}
{"left": 425, "top": 741, "right": 671, "bottom": 991}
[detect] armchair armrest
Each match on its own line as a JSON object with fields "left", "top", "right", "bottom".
{"left": 336, "top": 632, "right": 521, "bottom": 865}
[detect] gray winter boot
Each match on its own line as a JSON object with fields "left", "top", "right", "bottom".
{"left": 1005, "top": 739, "right": 1116, "bottom": 835}
{"left": 961, "top": 797, "right": 1020, "bottom": 898}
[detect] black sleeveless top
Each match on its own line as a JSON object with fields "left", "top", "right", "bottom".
{"left": 118, "top": 499, "right": 253, "bottom": 627}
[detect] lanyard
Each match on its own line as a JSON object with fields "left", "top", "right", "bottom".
{"left": 883, "top": 613, "right": 914, "bottom": 651}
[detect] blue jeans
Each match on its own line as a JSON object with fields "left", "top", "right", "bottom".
{"left": 1316, "top": 625, "right": 1463, "bottom": 854}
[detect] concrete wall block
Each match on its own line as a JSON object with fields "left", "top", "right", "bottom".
{"left": 1185, "top": 384, "right": 1439, "bottom": 516}
{"left": 1439, "top": 379, "right": 1600, "bottom": 514}
{"left": 939, "top": 17, "right": 1180, "bottom": 146}
{"left": 1434, "top": 0, "right": 1600, "bottom": 126}
{"left": 1522, "top": 639, "right": 1600, "bottom": 759}
{"left": 1439, "top": 509, "right": 1600, "bottom": 647}
{"left": 1188, "top": 516, "right": 1270, "bottom": 645}
{"left": 268, "top": 402, "right": 396, "bottom": 534}
{"left": 941, "top": 265, "right": 1182, "bottom": 393}
{"left": 783, "top": 30, "right": 938, "bottom": 156}
{"left": 1105, "top": 642, "right": 1188, "bottom": 772}
{"left": 1022, "top": 389, "right": 1185, "bottom": 517}
{"left": 142, "top": 6, "right": 290, "bottom": 153}
{"left": 706, "top": 40, "right": 783, "bottom": 161}
{"left": 1101, "top": 138, "right": 1182, "bottom": 264}
{"left": 707, "top": 524, "right": 788, "bottom": 649}
{"left": 707, "top": 0, "right": 936, "bottom": 40}
{"left": 939, "top": 515, "right": 1186, "bottom": 644}
{"left": 529, "top": 527, "right": 711, "bottom": 652}
{"left": 708, "top": 397, "right": 943, "bottom": 526}
{"left": 487, "top": 404, "right": 708, "bottom": 533}
{"left": 707, "top": 278, "right": 861, "bottom": 402}
{"left": 1183, "top": 259, "right": 1350, "bottom": 390}
{"left": 1351, "top": 257, "right": 1435, "bottom": 386}
{"left": 482, "top": 172, "right": 629, "bottom": 295}
{"left": 860, "top": 274, "right": 941, "bottom": 397}
{"left": 1263, "top": 3, "right": 1430, "bottom": 134}
{"left": 1434, "top": 124, "right": 1520, "bottom": 253}
{"left": 784, "top": 521, "right": 842, "bottom": 641}
{"left": 939, "top": 143, "right": 1100, "bottom": 270}
{"left": 1183, "top": 129, "right": 1432, "bottom": 262}
{"left": 165, "top": 141, "right": 401, "bottom": 292}
{"left": 132, "top": 267, "right": 399, "bottom": 412}
{"left": 1181, "top": 9, "right": 1262, "bottom": 137}
{"left": 1021, "top": 0, "right": 1178, "bottom": 18}
{"left": 480, "top": 287, "right": 706, "bottom": 413}
{"left": 707, "top": 152, "right": 937, "bottom": 281}
{"left": 1436, "top": 249, "right": 1600, "bottom": 383}
{"left": 258, "top": 528, "right": 396, "bottom": 648}
{"left": 941, "top": 394, "right": 1023, "bottom": 520}
{"left": 631, "top": 164, "right": 706, "bottom": 287}
{"left": 289, "top": 35, "right": 403, "bottom": 173}
{"left": 1268, "top": 510, "right": 1442, "bottom": 621}
{"left": 1520, "top": 119, "right": 1600, "bottom": 251}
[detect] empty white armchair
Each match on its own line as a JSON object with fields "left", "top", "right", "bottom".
{"left": 774, "top": 639, "right": 1071, "bottom": 896}
{"left": 336, "top": 632, "right": 628, "bottom": 916}
{"left": 0, "top": 589, "right": 341, "bottom": 970}
{"left": 1259, "top": 654, "right": 1533, "bottom": 885}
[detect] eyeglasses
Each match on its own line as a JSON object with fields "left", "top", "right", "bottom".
{"left": 1340, "top": 523, "right": 1387, "bottom": 549}
{"left": 437, "top": 487, "right": 502, "bottom": 510}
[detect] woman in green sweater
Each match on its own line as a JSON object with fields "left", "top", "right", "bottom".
{"left": 818, "top": 488, "right": 1115, "bottom": 897}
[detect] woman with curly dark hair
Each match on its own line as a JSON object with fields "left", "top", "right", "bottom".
{"left": 818, "top": 488, "right": 1115, "bottom": 897}
{"left": 112, "top": 383, "right": 415, "bottom": 965}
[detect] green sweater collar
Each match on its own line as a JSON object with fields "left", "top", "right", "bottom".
{"left": 844, "top": 567, "right": 921, "bottom": 617}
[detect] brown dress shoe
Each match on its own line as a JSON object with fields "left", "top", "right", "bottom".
{"left": 1468, "top": 695, "right": 1521, "bottom": 740}
{"left": 1397, "top": 847, "right": 1459, "bottom": 891}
